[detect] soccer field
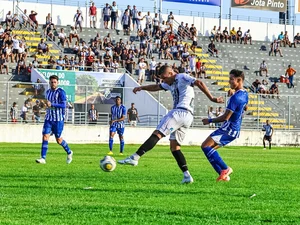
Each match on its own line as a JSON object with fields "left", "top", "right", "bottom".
{"left": 0, "top": 143, "right": 299, "bottom": 225}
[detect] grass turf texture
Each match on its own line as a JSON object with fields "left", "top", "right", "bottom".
{"left": 0, "top": 143, "right": 299, "bottom": 225}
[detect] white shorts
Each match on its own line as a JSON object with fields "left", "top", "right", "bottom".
{"left": 156, "top": 109, "right": 193, "bottom": 144}
{"left": 138, "top": 71, "right": 145, "bottom": 80}
{"left": 155, "top": 39, "right": 160, "bottom": 44}
{"left": 130, "top": 121, "right": 137, "bottom": 127}
{"left": 90, "top": 16, "right": 96, "bottom": 22}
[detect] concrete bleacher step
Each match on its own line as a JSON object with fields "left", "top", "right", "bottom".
{"left": 12, "top": 30, "right": 41, "bottom": 36}
{"left": 35, "top": 55, "right": 59, "bottom": 60}
{"left": 247, "top": 107, "right": 272, "bottom": 111}
{"left": 251, "top": 112, "right": 279, "bottom": 117}
{"left": 249, "top": 100, "right": 264, "bottom": 105}
{"left": 272, "top": 125, "right": 294, "bottom": 129}
{"left": 29, "top": 49, "right": 60, "bottom": 54}
{"left": 27, "top": 43, "right": 53, "bottom": 48}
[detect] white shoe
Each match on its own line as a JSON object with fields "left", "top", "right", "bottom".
{"left": 181, "top": 175, "right": 194, "bottom": 184}
{"left": 36, "top": 158, "right": 46, "bottom": 164}
{"left": 118, "top": 156, "right": 138, "bottom": 166}
{"left": 66, "top": 151, "right": 73, "bottom": 164}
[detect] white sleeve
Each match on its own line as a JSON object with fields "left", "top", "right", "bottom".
{"left": 160, "top": 82, "right": 170, "bottom": 91}
{"left": 178, "top": 73, "right": 196, "bottom": 86}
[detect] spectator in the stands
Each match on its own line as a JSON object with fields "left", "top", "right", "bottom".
{"left": 269, "top": 39, "right": 283, "bottom": 57}
{"left": 58, "top": 28, "right": 70, "bottom": 48}
{"left": 243, "top": 29, "right": 252, "bottom": 45}
{"left": 69, "top": 26, "right": 80, "bottom": 44}
{"left": 121, "top": 9, "right": 130, "bottom": 36}
{"left": 32, "top": 55, "right": 39, "bottom": 68}
{"left": 252, "top": 79, "right": 261, "bottom": 93}
{"left": 294, "top": 33, "right": 300, "bottom": 45}
{"left": 0, "top": 53, "right": 9, "bottom": 74}
{"left": 237, "top": 27, "right": 243, "bottom": 44}
{"left": 189, "top": 54, "right": 196, "bottom": 74}
{"left": 33, "top": 78, "right": 44, "bottom": 96}
{"left": 181, "top": 47, "right": 189, "bottom": 64}
{"left": 110, "top": 1, "right": 118, "bottom": 30}
{"left": 277, "top": 31, "right": 284, "bottom": 47}
{"left": 259, "top": 60, "right": 268, "bottom": 77}
{"left": 12, "top": 35, "right": 20, "bottom": 63}
{"left": 10, "top": 102, "right": 18, "bottom": 123}
{"left": 45, "top": 22, "right": 55, "bottom": 41}
{"left": 222, "top": 27, "right": 230, "bottom": 43}
{"left": 0, "top": 25, "right": 4, "bottom": 39}
{"left": 111, "top": 59, "right": 119, "bottom": 72}
{"left": 138, "top": 57, "right": 147, "bottom": 84}
{"left": 56, "top": 55, "right": 65, "bottom": 70}
{"left": 215, "top": 26, "right": 222, "bottom": 42}
{"left": 208, "top": 106, "right": 216, "bottom": 128}
{"left": 21, "top": 9, "right": 29, "bottom": 28}
{"left": 45, "top": 13, "right": 55, "bottom": 29}
{"left": 210, "top": 25, "right": 217, "bottom": 41}
{"left": 12, "top": 13, "right": 20, "bottom": 28}
{"left": 208, "top": 40, "right": 218, "bottom": 57}
{"left": 74, "top": 9, "right": 83, "bottom": 32}
{"left": 37, "top": 38, "right": 49, "bottom": 55}
{"left": 195, "top": 58, "right": 201, "bottom": 78}
{"left": 103, "top": 49, "right": 112, "bottom": 68}
{"left": 103, "top": 3, "right": 111, "bottom": 30}
{"left": 285, "top": 65, "right": 296, "bottom": 88}
{"left": 283, "top": 31, "right": 296, "bottom": 48}
{"left": 47, "top": 55, "right": 56, "bottom": 69}
{"left": 5, "top": 11, "right": 12, "bottom": 27}
{"left": 167, "top": 12, "right": 174, "bottom": 33}
{"left": 89, "top": 2, "right": 97, "bottom": 29}
{"left": 16, "top": 55, "right": 26, "bottom": 75}
{"left": 269, "top": 81, "right": 279, "bottom": 98}
{"left": 29, "top": 10, "right": 38, "bottom": 31}
{"left": 230, "top": 27, "right": 237, "bottom": 43}
{"left": 200, "top": 62, "right": 206, "bottom": 79}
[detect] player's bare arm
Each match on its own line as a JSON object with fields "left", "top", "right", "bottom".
{"left": 202, "top": 109, "right": 233, "bottom": 125}
{"left": 133, "top": 84, "right": 162, "bottom": 94}
{"left": 194, "top": 80, "right": 224, "bottom": 103}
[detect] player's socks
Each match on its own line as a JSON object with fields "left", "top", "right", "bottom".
{"left": 136, "top": 134, "right": 160, "bottom": 157}
{"left": 60, "top": 140, "right": 71, "bottom": 154}
{"left": 41, "top": 140, "right": 49, "bottom": 159}
{"left": 172, "top": 150, "right": 188, "bottom": 172}
{"left": 109, "top": 138, "right": 113, "bottom": 151}
{"left": 202, "top": 146, "right": 227, "bottom": 174}
{"left": 269, "top": 142, "right": 271, "bottom": 149}
{"left": 120, "top": 140, "right": 124, "bottom": 153}
{"left": 263, "top": 141, "right": 266, "bottom": 148}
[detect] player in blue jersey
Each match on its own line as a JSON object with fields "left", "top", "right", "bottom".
{"left": 36, "top": 75, "right": 73, "bottom": 164}
{"left": 108, "top": 96, "right": 126, "bottom": 155}
{"left": 262, "top": 120, "right": 273, "bottom": 150}
{"left": 202, "top": 69, "right": 248, "bottom": 182}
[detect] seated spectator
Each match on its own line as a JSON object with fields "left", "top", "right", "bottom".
{"left": 257, "top": 82, "right": 269, "bottom": 96}
{"left": 45, "top": 13, "right": 55, "bottom": 29}
{"left": 181, "top": 48, "right": 189, "bottom": 63}
{"left": 277, "top": 31, "right": 284, "bottom": 47}
{"left": 269, "top": 81, "right": 279, "bottom": 98}
{"left": 0, "top": 25, "right": 4, "bottom": 39}
{"left": 243, "top": 29, "right": 252, "bottom": 45}
{"left": 69, "top": 26, "right": 80, "bottom": 44}
{"left": 200, "top": 62, "right": 207, "bottom": 79}
{"left": 191, "top": 34, "right": 198, "bottom": 53}
{"left": 37, "top": 39, "right": 49, "bottom": 55}
{"left": 29, "top": 10, "right": 38, "bottom": 31}
{"left": 252, "top": 79, "right": 261, "bottom": 93}
{"left": 32, "top": 100, "right": 41, "bottom": 123}
{"left": 10, "top": 102, "right": 18, "bottom": 123}
{"left": 26, "top": 62, "right": 32, "bottom": 76}
{"left": 222, "top": 27, "right": 229, "bottom": 43}
{"left": 210, "top": 26, "right": 217, "bottom": 41}
{"left": 269, "top": 40, "right": 283, "bottom": 57}
{"left": 45, "top": 23, "right": 55, "bottom": 41}
{"left": 21, "top": 9, "right": 28, "bottom": 28}
{"left": 215, "top": 26, "right": 222, "bottom": 42}
{"left": 32, "top": 55, "right": 39, "bottom": 68}
{"left": 208, "top": 40, "right": 218, "bottom": 57}
{"left": 0, "top": 53, "right": 9, "bottom": 74}
{"left": 58, "top": 28, "right": 70, "bottom": 48}
{"left": 33, "top": 78, "right": 44, "bottom": 96}
{"left": 56, "top": 56, "right": 65, "bottom": 70}
{"left": 259, "top": 60, "right": 268, "bottom": 77}
{"left": 230, "top": 27, "right": 237, "bottom": 43}
{"left": 111, "top": 59, "right": 119, "bottom": 72}
{"left": 236, "top": 27, "right": 243, "bottom": 44}
{"left": 12, "top": 13, "right": 20, "bottom": 28}
{"left": 294, "top": 33, "right": 300, "bottom": 45}
{"left": 47, "top": 55, "right": 56, "bottom": 69}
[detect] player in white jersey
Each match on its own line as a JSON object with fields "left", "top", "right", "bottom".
{"left": 118, "top": 65, "right": 224, "bottom": 183}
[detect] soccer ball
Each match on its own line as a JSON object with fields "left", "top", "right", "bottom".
{"left": 100, "top": 156, "right": 116, "bottom": 172}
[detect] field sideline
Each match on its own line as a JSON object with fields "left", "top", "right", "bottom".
{"left": 0, "top": 143, "right": 299, "bottom": 225}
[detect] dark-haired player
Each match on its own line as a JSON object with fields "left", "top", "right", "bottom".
{"left": 36, "top": 75, "right": 73, "bottom": 164}
{"left": 118, "top": 65, "right": 223, "bottom": 184}
{"left": 201, "top": 69, "right": 248, "bottom": 182}
{"left": 262, "top": 120, "right": 273, "bottom": 150}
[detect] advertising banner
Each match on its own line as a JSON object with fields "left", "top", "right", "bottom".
{"left": 231, "top": 0, "right": 287, "bottom": 12}
{"left": 296, "top": 0, "right": 300, "bottom": 13}
{"left": 163, "top": 0, "right": 221, "bottom": 6}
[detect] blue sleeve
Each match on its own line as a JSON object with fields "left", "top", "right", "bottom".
{"left": 226, "top": 95, "right": 238, "bottom": 112}
{"left": 51, "top": 89, "right": 66, "bottom": 108}
{"left": 122, "top": 106, "right": 126, "bottom": 116}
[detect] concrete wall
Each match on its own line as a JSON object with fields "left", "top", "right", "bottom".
{"left": 1, "top": 124, "right": 300, "bottom": 146}
{"left": 1, "top": 1, "right": 299, "bottom": 41}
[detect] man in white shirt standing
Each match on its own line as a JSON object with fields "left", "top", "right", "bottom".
{"left": 149, "top": 57, "right": 157, "bottom": 82}
{"left": 74, "top": 9, "right": 83, "bottom": 32}
{"left": 12, "top": 35, "right": 20, "bottom": 63}
{"left": 144, "top": 11, "right": 152, "bottom": 36}
{"left": 189, "top": 54, "right": 196, "bottom": 74}
{"left": 138, "top": 58, "right": 147, "bottom": 84}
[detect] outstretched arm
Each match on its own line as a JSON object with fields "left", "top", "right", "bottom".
{"left": 194, "top": 80, "right": 224, "bottom": 103}
{"left": 133, "top": 84, "right": 163, "bottom": 94}
{"left": 202, "top": 109, "right": 233, "bottom": 125}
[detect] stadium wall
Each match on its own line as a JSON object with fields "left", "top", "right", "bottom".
{"left": 1, "top": 1, "right": 299, "bottom": 41}
{"left": 1, "top": 124, "right": 299, "bottom": 146}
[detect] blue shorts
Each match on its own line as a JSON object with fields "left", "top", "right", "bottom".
{"left": 104, "top": 15, "right": 110, "bottom": 22}
{"left": 43, "top": 120, "right": 64, "bottom": 138}
{"left": 209, "top": 129, "right": 236, "bottom": 147}
{"left": 110, "top": 126, "right": 124, "bottom": 136}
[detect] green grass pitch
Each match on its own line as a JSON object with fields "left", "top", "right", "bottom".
{"left": 0, "top": 143, "right": 299, "bottom": 225}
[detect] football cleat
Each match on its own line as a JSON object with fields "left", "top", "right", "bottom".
{"left": 36, "top": 158, "right": 46, "bottom": 164}
{"left": 217, "top": 167, "right": 233, "bottom": 182}
{"left": 181, "top": 175, "right": 194, "bottom": 184}
{"left": 66, "top": 151, "right": 73, "bottom": 164}
{"left": 119, "top": 152, "right": 124, "bottom": 156}
{"left": 107, "top": 151, "right": 113, "bottom": 155}
{"left": 118, "top": 156, "right": 138, "bottom": 166}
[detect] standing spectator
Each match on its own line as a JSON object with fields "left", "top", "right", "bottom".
{"left": 131, "top": 5, "right": 138, "bottom": 31}
{"left": 195, "top": 58, "right": 201, "bottom": 78}
{"left": 149, "top": 57, "right": 157, "bottom": 82}
{"left": 89, "top": 2, "right": 97, "bottom": 29}
{"left": 74, "top": 9, "right": 83, "bottom": 32}
{"left": 16, "top": 56, "right": 26, "bottom": 75}
{"left": 262, "top": 120, "right": 273, "bottom": 150}
{"left": 259, "top": 60, "right": 268, "bottom": 77}
{"left": 111, "top": 59, "right": 119, "bottom": 73}
{"left": 167, "top": 12, "right": 174, "bottom": 33}
{"left": 152, "top": 13, "right": 159, "bottom": 37}
{"left": 285, "top": 65, "right": 296, "bottom": 88}
{"left": 127, "top": 103, "right": 140, "bottom": 127}
{"left": 5, "top": 11, "right": 12, "bottom": 27}
{"left": 121, "top": 10, "right": 130, "bottom": 35}
{"left": 32, "top": 100, "right": 41, "bottom": 123}
{"left": 110, "top": 1, "right": 118, "bottom": 30}
{"left": 200, "top": 62, "right": 207, "bottom": 79}
{"left": 10, "top": 102, "right": 18, "bottom": 123}
{"left": 208, "top": 106, "right": 216, "bottom": 128}
{"left": 33, "top": 78, "right": 44, "bottom": 96}
{"left": 103, "top": 3, "right": 111, "bottom": 29}
{"left": 88, "top": 104, "right": 98, "bottom": 124}
{"left": 215, "top": 107, "right": 224, "bottom": 128}
{"left": 138, "top": 58, "right": 147, "bottom": 84}
{"left": 189, "top": 54, "right": 196, "bottom": 74}
{"left": 29, "top": 10, "right": 38, "bottom": 31}
{"left": 208, "top": 40, "right": 218, "bottom": 57}
{"left": 20, "top": 102, "right": 28, "bottom": 123}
